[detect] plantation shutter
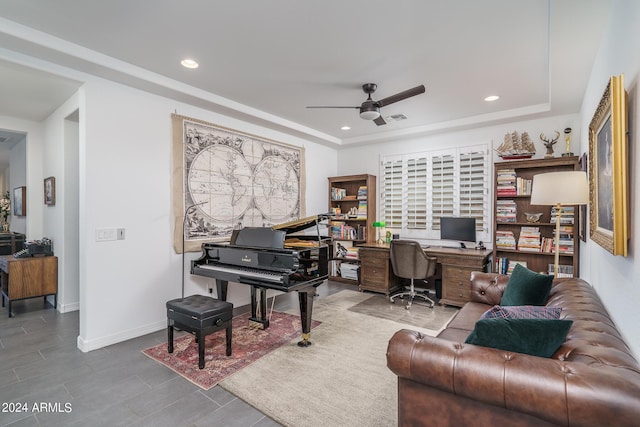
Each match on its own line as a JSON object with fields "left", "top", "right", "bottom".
{"left": 407, "top": 156, "right": 428, "bottom": 229}
{"left": 458, "top": 148, "right": 489, "bottom": 232}
{"left": 382, "top": 157, "right": 403, "bottom": 228}
{"left": 380, "top": 144, "right": 489, "bottom": 241}
{"left": 430, "top": 153, "right": 455, "bottom": 231}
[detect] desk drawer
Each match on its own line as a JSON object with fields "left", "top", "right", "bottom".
{"left": 442, "top": 266, "right": 473, "bottom": 302}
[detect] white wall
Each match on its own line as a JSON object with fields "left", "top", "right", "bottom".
{"left": 0, "top": 115, "right": 44, "bottom": 238}
{"left": 577, "top": 0, "right": 640, "bottom": 358}
{"left": 41, "top": 93, "right": 81, "bottom": 313}
{"left": 76, "top": 77, "right": 337, "bottom": 351}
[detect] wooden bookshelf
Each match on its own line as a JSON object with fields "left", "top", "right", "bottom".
{"left": 493, "top": 157, "right": 580, "bottom": 277}
{"left": 327, "top": 174, "right": 376, "bottom": 284}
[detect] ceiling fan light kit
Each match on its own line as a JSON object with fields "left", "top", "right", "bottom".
{"left": 307, "top": 83, "right": 425, "bottom": 126}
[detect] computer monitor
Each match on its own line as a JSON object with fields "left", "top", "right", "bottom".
{"left": 440, "top": 216, "right": 476, "bottom": 248}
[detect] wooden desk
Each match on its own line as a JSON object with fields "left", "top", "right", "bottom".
{"left": 358, "top": 243, "right": 491, "bottom": 307}
{"left": 0, "top": 255, "right": 58, "bottom": 317}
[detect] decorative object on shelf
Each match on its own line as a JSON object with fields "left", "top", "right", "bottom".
{"left": 540, "top": 131, "right": 560, "bottom": 159}
{"left": 373, "top": 221, "right": 386, "bottom": 244}
{"left": 589, "top": 74, "right": 629, "bottom": 256}
{"left": 0, "top": 190, "right": 10, "bottom": 231}
{"left": 496, "top": 131, "right": 536, "bottom": 159}
{"left": 44, "top": 177, "right": 56, "bottom": 206}
{"left": 13, "top": 186, "right": 26, "bottom": 216}
{"left": 561, "top": 128, "right": 574, "bottom": 157}
{"left": 524, "top": 212, "right": 543, "bottom": 223}
{"left": 530, "top": 171, "right": 588, "bottom": 278}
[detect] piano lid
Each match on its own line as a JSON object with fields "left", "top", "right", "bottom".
{"left": 272, "top": 215, "right": 323, "bottom": 235}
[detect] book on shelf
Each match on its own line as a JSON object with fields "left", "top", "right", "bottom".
{"left": 496, "top": 168, "right": 517, "bottom": 196}
{"left": 331, "top": 187, "right": 347, "bottom": 201}
{"left": 551, "top": 206, "right": 575, "bottom": 224}
{"left": 517, "top": 226, "right": 541, "bottom": 252}
{"left": 495, "top": 230, "right": 516, "bottom": 250}
{"left": 507, "top": 260, "right": 528, "bottom": 275}
{"left": 516, "top": 176, "right": 532, "bottom": 195}
{"left": 357, "top": 200, "right": 368, "bottom": 218}
{"left": 548, "top": 264, "right": 574, "bottom": 278}
{"left": 496, "top": 199, "right": 517, "bottom": 223}
{"left": 357, "top": 186, "right": 368, "bottom": 200}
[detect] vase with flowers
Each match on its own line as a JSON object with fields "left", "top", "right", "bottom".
{"left": 0, "top": 191, "right": 10, "bottom": 232}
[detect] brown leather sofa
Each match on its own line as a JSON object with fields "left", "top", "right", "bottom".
{"left": 386, "top": 272, "right": 640, "bottom": 427}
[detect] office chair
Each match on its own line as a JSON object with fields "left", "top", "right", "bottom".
{"left": 389, "top": 240, "right": 437, "bottom": 309}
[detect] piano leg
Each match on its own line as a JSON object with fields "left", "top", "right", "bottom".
{"left": 297, "top": 290, "right": 314, "bottom": 347}
{"left": 216, "top": 279, "right": 228, "bottom": 301}
{"left": 248, "top": 286, "right": 270, "bottom": 329}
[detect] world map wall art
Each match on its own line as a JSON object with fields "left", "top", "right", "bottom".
{"left": 172, "top": 114, "right": 305, "bottom": 253}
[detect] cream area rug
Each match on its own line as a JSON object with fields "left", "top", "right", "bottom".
{"left": 219, "top": 290, "right": 457, "bottom": 427}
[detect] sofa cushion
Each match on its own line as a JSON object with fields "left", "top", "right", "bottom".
{"left": 500, "top": 264, "right": 553, "bottom": 306}
{"left": 464, "top": 318, "right": 573, "bottom": 358}
{"left": 480, "top": 305, "right": 562, "bottom": 320}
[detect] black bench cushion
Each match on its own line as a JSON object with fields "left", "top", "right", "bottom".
{"left": 167, "top": 295, "right": 233, "bottom": 321}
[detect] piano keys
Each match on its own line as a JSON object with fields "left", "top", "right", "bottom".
{"left": 191, "top": 216, "right": 329, "bottom": 347}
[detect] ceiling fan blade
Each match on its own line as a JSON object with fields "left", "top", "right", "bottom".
{"left": 374, "top": 116, "right": 387, "bottom": 126}
{"left": 305, "top": 106, "right": 359, "bottom": 109}
{"left": 376, "top": 85, "right": 425, "bottom": 107}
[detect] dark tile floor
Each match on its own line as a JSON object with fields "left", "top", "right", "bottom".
{"left": 0, "top": 281, "right": 351, "bottom": 427}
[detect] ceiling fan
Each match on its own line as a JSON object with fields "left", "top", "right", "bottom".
{"left": 306, "top": 83, "right": 425, "bottom": 126}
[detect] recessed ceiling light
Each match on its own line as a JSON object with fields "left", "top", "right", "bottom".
{"left": 181, "top": 59, "right": 199, "bottom": 69}
{"left": 484, "top": 95, "right": 500, "bottom": 102}
{"left": 341, "top": 126, "right": 351, "bottom": 131}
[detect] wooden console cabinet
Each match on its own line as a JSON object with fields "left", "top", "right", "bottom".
{"left": 0, "top": 255, "right": 58, "bottom": 317}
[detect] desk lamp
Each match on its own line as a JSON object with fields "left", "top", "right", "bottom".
{"left": 530, "top": 171, "right": 588, "bottom": 277}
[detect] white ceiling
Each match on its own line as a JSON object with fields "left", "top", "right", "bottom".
{"left": 0, "top": 0, "right": 612, "bottom": 149}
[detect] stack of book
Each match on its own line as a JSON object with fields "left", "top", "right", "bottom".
{"left": 357, "top": 200, "right": 367, "bottom": 219}
{"left": 496, "top": 169, "right": 517, "bottom": 196}
{"left": 496, "top": 199, "right": 517, "bottom": 223}
{"left": 548, "top": 264, "right": 574, "bottom": 278}
{"left": 495, "top": 230, "right": 516, "bottom": 250}
{"left": 517, "top": 226, "right": 541, "bottom": 252}
{"left": 357, "top": 186, "right": 368, "bottom": 200}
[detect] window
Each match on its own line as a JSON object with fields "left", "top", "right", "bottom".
{"left": 381, "top": 145, "right": 489, "bottom": 241}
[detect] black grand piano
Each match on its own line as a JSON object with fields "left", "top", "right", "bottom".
{"left": 191, "top": 215, "right": 329, "bottom": 347}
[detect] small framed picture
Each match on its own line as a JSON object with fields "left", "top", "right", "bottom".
{"left": 13, "top": 186, "right": 26, "bottom": 216}
{"left": 44, "top": 177, "right": 56, "bottom": 206}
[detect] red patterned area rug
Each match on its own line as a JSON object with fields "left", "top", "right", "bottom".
{"left": 142, "top": 311, "right": 320, "bottom": 390}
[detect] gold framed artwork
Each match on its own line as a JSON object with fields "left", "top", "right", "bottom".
{"left": 13, "top": 186, "right": 26, "bottom": 216}
{"left": 588, "top": 74, "right": 629, "bottom": 256}
{"left": 44, "top": 176, "right": 56, "bottom": 206}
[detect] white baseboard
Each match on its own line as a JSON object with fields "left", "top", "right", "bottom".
{"left": 77, "top": 320, "right": 165, "bottom": 352}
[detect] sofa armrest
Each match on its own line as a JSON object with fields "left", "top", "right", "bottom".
{"left": 469, "top": 271, "right": 508, "bottom": 305}
{"left": 387, "top": 329, "right": 640, "bottom": 427}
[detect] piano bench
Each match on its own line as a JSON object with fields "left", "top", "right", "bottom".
{"left": 166, "top": 295, "right": 234, "bottom": 369}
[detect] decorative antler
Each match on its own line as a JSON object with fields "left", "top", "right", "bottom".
{"left": 540, "top": 131, "right": 560, "bottom": 158}
{"left": 539, "top": 131, "right": 560, "bottom": 145}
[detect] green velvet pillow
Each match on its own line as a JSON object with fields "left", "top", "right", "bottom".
{"left": 500, "top": 264, "right": 553, "bottom": 306}
{"left": 465, "top": 318, "right": 573, "bottom": 358}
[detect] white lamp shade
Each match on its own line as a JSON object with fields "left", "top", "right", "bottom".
{"left": 530, "top": 171, "right": 589, "bottom": 206}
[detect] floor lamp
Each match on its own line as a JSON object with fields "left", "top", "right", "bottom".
{"left": 530, "top": 171, "right": 588, "bottom": 278}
